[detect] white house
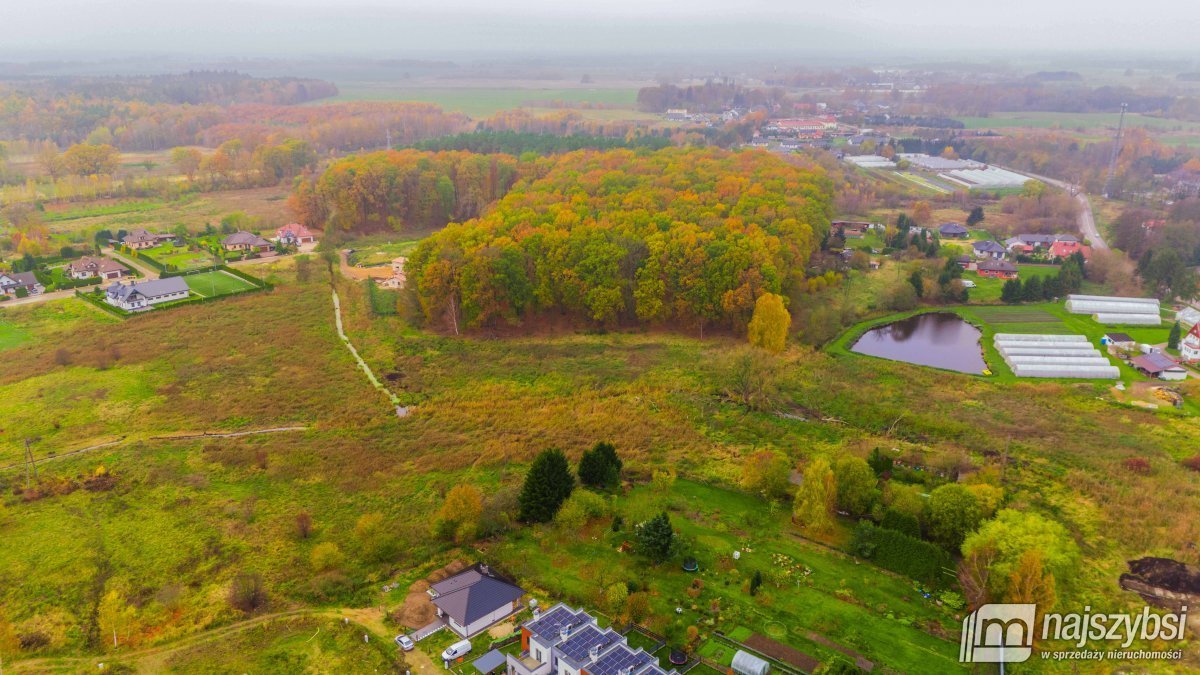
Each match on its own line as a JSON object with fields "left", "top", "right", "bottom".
{"left": 1181, "top": 323, "right": 1200, "bottom": 363}
{"left": 506, "top": 604, "right": 676, "bottom": 675}
{"left": 0, "top": 272, "right": 44, "bottom": 296}
{"left": 66, "top": 256, "right": 130, "bottom": 281}
{"left": 104, "top": 277, "right": 190, "bottom": 311}
{"left": 429, "top": 564, "right": 525, "bottom": 638}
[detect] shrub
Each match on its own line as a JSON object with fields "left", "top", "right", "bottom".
{"left": 228, "top": 573, "right": 267, "bottom": 614}
{"left": 879, "top": 508, "right": 921, "bottom": 539}
{"left": 1182, "top": 455, "right": 1200, "bottom": 472}
{"left": 310, "top": 542, "right": 345, "bottom": 572}
{"left": 849, "top": 522, "right": 953, "bottom": 586}
{"left": 1123, "top": 457, "right": 1151, "bottom": 475}
{"left": 295, "top": 510, "right": 313, "bottom": 539}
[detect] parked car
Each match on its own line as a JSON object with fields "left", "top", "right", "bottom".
{"left": 442, "top": 639, "right": 472, "bottom": 661}
{"left": 395, "top": 635, "right": 415, "bottom": 651}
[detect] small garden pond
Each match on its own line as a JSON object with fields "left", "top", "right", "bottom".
{"left": 850, "top": 312, "right": 986, "bottom": 374}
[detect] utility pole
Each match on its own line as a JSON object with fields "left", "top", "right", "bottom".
{"left": 1103, "top": 102, "right": 1128, "bottom": 198}
{"left": 386, "top": 128, "right": 392, "bottom": 150}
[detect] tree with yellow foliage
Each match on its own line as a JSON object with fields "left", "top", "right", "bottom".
{"left": 793, "top": 458, "right": 836, "bottom": 535}
{"left": 747, "top": 293, "right": 789, "bottom": 353}
{"left": 436, "top": 484, "right": 484, "bottom": 542}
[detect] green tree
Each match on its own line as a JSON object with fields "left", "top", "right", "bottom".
{"left": 578, "top": 441, "right": 622, "bottom": 487}
{"left": 908, "top": 270, "right": 924, "bottom": 298}
{"left": 926, "top": 484, "right": 982, "bottom": 549}
{"left": 635, "top": 511, "right": 675, "bottom": 562}
{"left": 867, "top": 447, "right": 893, "bottom": 477}
{"left": 1001, "top": 278, "right": 1023, "bottom": 303}
{"left": 354, "top": 512, "right": 394, "bottom": 561}
{"left": 1021, "top": 275, "right": 1042, "bottom": 302}
{"left": 1169, "top": 321, "right": 1182, "bottom": 350}
{"left": 518, "top": 448, "right": 576, "bottom": 523}
{"left": 961, "top": 509, "right": 1079, "bottom": 598}
{"left": 747, "top": 293, "right": 790, "bottom": 353}
{"left": 793, "top": 458, "right": 835, "bottom": 534}
{"left": 833, "top": 456, "right": 879, "bottom": 516}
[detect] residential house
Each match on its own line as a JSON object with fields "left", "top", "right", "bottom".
{"left": 953, "top": 254, "right": 973, "bottom": 270}
{"left": 977, "top": 259, "right": 1018, "bottom": 279}
{"left": 972, "top": 240, "right": 1007, "bottom": 260}
{"left": 1102, "top": 332, "right": 1137, "bottom": 351}
{"left": 429, "top": 564, "right": 525, "bottom": 638}
{"left": 665, "top": 109, "right": 688, "bottom": 121}
{"left": 0, "top": 272, "right": 44, "bottom": 296}
{"left": 122, "top": 229, "right": 174, "bottom": 250}
{"left": 221, "top": 231, "right": 275, "bottom": 254}
{"left": 938, "top": 223, "right": 969, "bottom": 239}
{"left": 104, "top": 277, "right": 189, "bottom": 311}
{"left": 1048, "top": 240, "right": 1089, "bottom": 260}
{"left": 506, "top": 604, "right": 677, "bottom": 675}
{"left": 274, "top": 223, "right": 318, "bottom": 246}
{"left": 1003, "top": 233, "right": 1077, "bottom": 252}
{"left": 1181, "top": 323, "right": 1200, "bottom": 363}
{"left": 1131, "top": 352, "right": 1188, "bottom": 381}
{"left": 66, "top": 256, "right": 130, "bottom": 281}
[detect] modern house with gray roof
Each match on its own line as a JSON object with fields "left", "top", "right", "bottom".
{"left": 221, "top": 230, "right": 275, "bottom": 254}
{"left": 507, "top": 604, "right": 678, "bottom": 675}
{"left": 104, "top": 277, "right": 189, "bottom": 311}
{"left": 972, "top": 240, "right": 1007, "bottom": 259}
{"left": 0, "top": 271, "right": 44, "bottom": 297}
{"left": 938, "top": 222, "right": 969, "bottom": 238}
{"left": 429, "top": 563, "right": 525, "bottom": 638}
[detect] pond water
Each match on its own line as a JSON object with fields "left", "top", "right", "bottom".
{"left": 851, "top": 312, "right": 986, "bottom": 374}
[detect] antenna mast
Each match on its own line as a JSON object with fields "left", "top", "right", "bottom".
{"left": 1103, "top": 102, "right": 1128, "bottom": 198}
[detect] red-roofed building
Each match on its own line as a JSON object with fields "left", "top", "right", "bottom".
{"left": 275, "top": 223, "right": 318, "bottom": 245}
{"left": 1048, "top": 240, "right": 1089, "bottom": 260}
{"left": 1181, "top": 323, "right": 1200, "bottom": 363}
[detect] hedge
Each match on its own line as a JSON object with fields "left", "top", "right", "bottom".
{"left": 74, "top": 289, "right": 130, "bottom": 319}
{"left": 849, "top": 521, "right": 953, "bottom": 586}
{"left": 879, "top": 509, "right": 922, "bottom": 539}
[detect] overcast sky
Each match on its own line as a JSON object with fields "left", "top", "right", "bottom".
{"left": 2, "top": 0, "right": 1198, "bottom": 59}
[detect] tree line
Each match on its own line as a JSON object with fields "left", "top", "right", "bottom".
{"left": 411, "top": 130, "right": 672, "bottom": 155}
{"left": 403, "top": 148, "right": 833, "bottom": 332}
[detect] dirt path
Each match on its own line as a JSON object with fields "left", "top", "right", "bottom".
{"left": 331, "top": 288, "right": 407, "bottom": 417}
{"left": 338, "top": 249, "right": 394, "bottom": 281}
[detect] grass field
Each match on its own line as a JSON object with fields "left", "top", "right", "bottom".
{"left": 143, "top": 243, "right": 219, "bottom": 271}
{"left": 4, "top": 261, "right": 1200, "bottom": 669}
{"left": 956, "top": 111, "right": 1200, "bottom": 132}
{"left": 347, "top": 236, "right": 428, "bottom": 267}
{"left": 965, "top": 264, "right": 1061, "bottom": 303}
{"left": 183, "top": 270, "right": 259, "bottom": 298}
{"left": 326, "top": 84, "right": 641, "bottom": 118}
{"left": 0, "top": 316, "right": 31, "bottom": 350}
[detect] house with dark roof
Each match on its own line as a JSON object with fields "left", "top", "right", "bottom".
{"left": 122, "top": 228, "right": 174, "bottom": 250}
{"left": 977, "top": 259, "right": 1018, "bottom": 279}
{"left": 1102, "top": 332, "right": 1137, "bottom": 351}
{"left": 66, "top": 256, "right": 130, "bottom": 281}
{"left": 972, "top": 240, "right": 1006, "bottom": 260}
{"left": 104, "top": 277, "right": 189, "bottom": 311}
{"left": 0, "top": 272, "right": 44, "bottom": 296}
{"left": 939, "top": 223, "right": 969, "bottom": 238}
{"left": 1131, "top": 352, "right": 1187, "bottom": 381}
{"left": 221, "top": 231, "right": 275, "bottom": 254}
{"left": 507, "top": 604, "right": 680, "bottom": 675}
{"left": 429, "top": 563, "right": 525, "bottom": 638}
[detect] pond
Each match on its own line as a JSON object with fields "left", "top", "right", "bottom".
{"left": 850, "top": 312, "right": 986, "bottom": 374}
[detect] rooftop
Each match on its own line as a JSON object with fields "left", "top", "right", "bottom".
{"left": 429, "top": 564, "right": 525, "bottom": 628}
{"left": 525, "top": 604, "right": 592, "bottom": 642}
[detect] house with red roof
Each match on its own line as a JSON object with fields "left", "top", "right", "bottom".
{"left": 1048, "top": 240, "right": 1089, "bottom": 260}
{"left": 1181, "top": 323, "right": 1200, "bottom": 363}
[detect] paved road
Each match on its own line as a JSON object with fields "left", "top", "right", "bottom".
{"left": 0, "top": 288, "right": 76, "bottom": 308}
{"left": 1017, "top": 170, "right": 1109, "bottom": 250}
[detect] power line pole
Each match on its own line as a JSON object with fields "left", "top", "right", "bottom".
{"left": 24, "top": 436, "right": 40, "bottom": 484}
{"left": 1103, "top": 102, "right": 1128, "bottom": 198}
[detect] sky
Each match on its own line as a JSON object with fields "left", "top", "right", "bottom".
{"left": 1, "top": 0, "right": 1198, "bottom": 59}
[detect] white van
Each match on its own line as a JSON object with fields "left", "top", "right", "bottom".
{"left": 442, "top": 639, "right": 472, "bottom": 662}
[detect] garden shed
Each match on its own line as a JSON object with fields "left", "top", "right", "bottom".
{"left": 732, "top": 650, "right": 771, "bottom": 675}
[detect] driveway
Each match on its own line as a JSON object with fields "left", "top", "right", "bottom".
{"left": 102, "top": 247, "right": 162, "bottom": 278}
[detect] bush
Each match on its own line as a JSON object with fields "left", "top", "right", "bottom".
{"left": 849, "top": 522, "right": 952, "bottom": 586}
{"left": 310, "top": 542, "right": 345, "bottom": 572}
{"left": 879, "top": 508, "right": 921, "bottom": 538}
{"left": 555, "top": 490, "right": 608, "bottom": 531}
{"left": 1182, "top": 455, "right": 1200, "bottom": 472}
{"left": 1122, "top": 457, "right": 1151, "bottom": 475}
{"left": 228, "top": 573, "right": 267, "bottom": 614}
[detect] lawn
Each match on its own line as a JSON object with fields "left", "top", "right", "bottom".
{"left": 183, "top": 270, "right": 260, "bottom": 298}
{"left": 144, "top": 242, "right": 222, "bottom": 271}
{"left": 965, "top": 263, "right": 1061, "bottom": 303}
{"left": 0, "top": 317, "right": 31, "bottom": 350}
{"left": 347, "top": 236, "right": 428, "bottom": 267}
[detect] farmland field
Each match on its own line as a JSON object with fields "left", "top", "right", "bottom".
{"left": 956, "top": 111, "right": 1200, "bottom": 132}
{"left": 183, "top": 270, "right": 260, "bottom": 297}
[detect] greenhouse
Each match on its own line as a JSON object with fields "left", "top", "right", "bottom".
{"left": 732, "top": 651, "right": 771, "bottom": 675}
{"left": 994, "top": 333, "right": 1119, "bottom": 379}
{"left": 1065, "top": 294, "right": 1160, "bottom": 316}
{"left": 1092, "top": 313, "right": 1162, "bottom": 325}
